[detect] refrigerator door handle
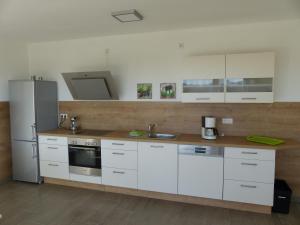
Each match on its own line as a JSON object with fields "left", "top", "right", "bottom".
{"left": 31, "top": 123, "right": 36, "bottom": 141}
{"left": 32, "top": 143, "right": 37, "bottom": 159}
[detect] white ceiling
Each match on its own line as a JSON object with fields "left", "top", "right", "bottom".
{"left": 0, "top": 0, "right": 300, "bottom": 43}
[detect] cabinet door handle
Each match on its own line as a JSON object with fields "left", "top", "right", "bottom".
{"left": 112, "top": 143, "right": 124, "bottom": 146}
{"left": 113, "top": 171, "right": 125, "bottom": 174}
{"left": 241, "top": 97, "right": 257, "bottom": 100}
{"left": 32, "top": 143, "right": 37, "bottom": 159}
{"left": 48, "top": 163, "right": 59, "bottom": 167}
{"left": 31, "top": 124, "right": 36, "bottom": 140}
{"left": 196, "top": 97, "right": 210, "bottom": 100}
{"left": 150, "top": 145, "right": 164, "bottom": 148}
{"left": 47, "top": 146, "right": 58, "bottom": 150}
{"left": 112, "top": 152, "right": 125, "bottom": 155}
{"left": 278, "top": 196, "right": 287, "bottom": 199}
{"left": 241, "top": 162, "right": 258, "bottom": 166}
{"left": 241, "top": 151, "right": 258, "bottom": 155}
{"left": 240, "top": 184, "right": 257, "bottom": 189}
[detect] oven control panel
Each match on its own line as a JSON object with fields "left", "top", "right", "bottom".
{"left": 68, "top": 138, "right": 100, "bottom": 147}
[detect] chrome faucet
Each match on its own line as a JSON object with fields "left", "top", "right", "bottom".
{"left": 148, "top": 123, "right": 156, "bottom": 137}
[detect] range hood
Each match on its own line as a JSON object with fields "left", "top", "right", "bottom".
{"left": 62, "top": 71, "right": 118, "bottom": 100}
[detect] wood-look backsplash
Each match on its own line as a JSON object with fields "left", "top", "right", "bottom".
{"left": 59, "top": 101, "right": 300, "bottom": 140}
{"left": 60, "top": 101, "right": 300, "bottom": 197}
{"left": 0, "top": 102, "right": 11, "bottom": 181}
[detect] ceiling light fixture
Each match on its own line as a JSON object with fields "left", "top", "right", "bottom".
{"left": 111, "top": 9, "right": 143, "bottom": 23}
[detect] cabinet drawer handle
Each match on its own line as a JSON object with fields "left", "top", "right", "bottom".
{"left": 47, "top": 138, "right": 57, "bottom": 141}
{"left": 241, "top": 151, "right": 258, "bottom": 155}
{"left": 241, "top": 97, "right": 257, "bottom": 100}
{"left": 241, "top": 162, "right": 258, "bottom": 166}
{"left": 48, "top": 163, "right": 59, "bottom": 167}
{"left": 113, "top": 171, "right": 125, "bottom": 174}
{"left": 112, "top": 143, "right": 124, "bottom": 146}
{"left": 196, "top": 97, "right": 210, "bottom": 100}
{"left": 150, "top": 145, "right": 164, "bottom": 148}
{"left": 112, "top": 152, "right": 125, "bottom": 155}
{"left": 240, "top": 184, "right": 257, "bottom": 189}
{"left": 47, "top": 147, "right": 58, "bottom": 150}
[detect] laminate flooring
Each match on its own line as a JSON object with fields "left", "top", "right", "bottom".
{"left": 0, "top": 181, "right": 299, "bottom": 225}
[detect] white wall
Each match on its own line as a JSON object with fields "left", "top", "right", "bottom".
{"left": 28, "top": 19, "right": 300, "bottom": 102}
{"left": 0, "top": 41, "right": 29, "bottom": 101}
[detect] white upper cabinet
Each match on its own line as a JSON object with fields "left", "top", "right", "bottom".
{"left": 225, "top": 52, "right": 275, "bottom": 103}
{"left": 182, "top": 55, "right": 226, "bottom": 79}
{"left": 226, "top": 52, "right": 275, "bottom": 79}
{"left": 181, "top": 55, "right": 225, "bottom": 103}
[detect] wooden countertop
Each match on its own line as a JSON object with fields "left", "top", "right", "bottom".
{"left": 38, "top": 129, "right": 300, "bottom": 150}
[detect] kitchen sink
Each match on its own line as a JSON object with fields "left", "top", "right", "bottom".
{"left": 148, "top": 133, "right": 177, "bottom": 139}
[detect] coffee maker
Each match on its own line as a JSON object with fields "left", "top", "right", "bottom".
{"left": 201, "top": 116, "right": 218, "bottom": 140}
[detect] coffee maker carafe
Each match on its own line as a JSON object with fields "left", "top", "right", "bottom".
{"left": 70, "top": 116, "right": 79, "bottom": 134}
{"left": 201, "top": 116, "right": 218, "bottom": 140}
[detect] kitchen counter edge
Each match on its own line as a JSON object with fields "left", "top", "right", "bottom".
{"left": 38, "top": 129, "right": 300, "bottom": 151}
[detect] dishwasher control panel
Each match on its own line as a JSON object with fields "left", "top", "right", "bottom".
{"left": 178, "top": 145, "right": 224, "bottom": 157}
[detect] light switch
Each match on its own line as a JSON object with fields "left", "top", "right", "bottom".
{"left": 222, "top": 118, "right": 233, "bottom": 125}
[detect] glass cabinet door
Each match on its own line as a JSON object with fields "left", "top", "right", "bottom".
{"left": 183, "top": 79, "right": 224, "bottom": 93}
{"left": 226, "top": 78, "right": 273, "bottom": 93}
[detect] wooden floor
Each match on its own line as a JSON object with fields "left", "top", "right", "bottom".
{"left": 0, "top": 181, "right": 299, "bottom": 225}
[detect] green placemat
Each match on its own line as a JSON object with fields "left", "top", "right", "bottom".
{"left": 246, "top": 135, "right": 285, "bottom": 146}
{"left": 129, "top": 130, "right": 146, "bottom": 137}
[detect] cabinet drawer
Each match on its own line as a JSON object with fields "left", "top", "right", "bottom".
{"left": 102, "top": 148, "right": 137, "bottom": 170}
{"left": 102, "top": 167, "right": 137, "bottom": 189}
{"left": 40, "top": 161, "right": 69, "bottom": 180}
{"left": 39, "top": 135, "right": 68, "bottom": 146}
{"left": 69, "top": 173, "right": 101, "bottom": 184}
{"left": 223, "top": 180, "right": 274, "bottom": 206}
{"left": 101, "top": 140, "right": 137, "bottom": 151}
{"left": 182, "top": 93, "right": 225, "bottom": 103}
{"left": 225, "top": 147, "right": 275, "bottom": 161}
{"left": 224, "top": 158, "right": 275, "bottom": 183}
{"left": 225, "top": 92, "right": 273, "bottom": 103}
{"left": 39, "top": 144, "right": 68, "bottom": 163}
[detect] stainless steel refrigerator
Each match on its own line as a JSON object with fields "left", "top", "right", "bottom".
{"left": 9, "top": 80, "right": 58, "bottom": 183}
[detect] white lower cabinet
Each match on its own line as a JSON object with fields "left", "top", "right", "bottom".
{"left": 40, "top": 161, "right": 69, "bottom": 179}
{"left": 223, "top": 147, "right": 275, "bottom": 206}
{"left": 101, "top": 139, "right": 138, "bottom": 189}
{"left": 38, "top": 135, "right": 70, "bottom": 180}
{"left": 223, "top": 180, "right": 274, "bottom": 206}
{"left": 138, "top": 142, "right": 178, "bottom": 194}
{"left": 178, "top": 154, "right": 223, "bottom": 200}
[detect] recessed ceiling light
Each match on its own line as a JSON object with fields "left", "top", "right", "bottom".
{"left": 111, "top": 9, "right": 143, "bottom": 23}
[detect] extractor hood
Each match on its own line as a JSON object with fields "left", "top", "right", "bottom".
{"left": 62, "top": 71, "right": 118, "bottom": 100}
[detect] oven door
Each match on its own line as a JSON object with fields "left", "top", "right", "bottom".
{"left": 68, "top": 145, "right": 101, "bottom": 176}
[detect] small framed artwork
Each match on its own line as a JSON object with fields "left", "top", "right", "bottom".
{"left": 160, "top": 83, "right": 176, "bottom": 99}
{"left": 137, "top": 83, "right": 152, "bottom": 99}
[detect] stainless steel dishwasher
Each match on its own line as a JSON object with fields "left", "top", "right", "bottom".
{"left": 178, "top": 145, "right": 224, "bottom": 200}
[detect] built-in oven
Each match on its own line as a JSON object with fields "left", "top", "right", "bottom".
{"left": 68, "top": 138, "right": 101, "bottom": 176}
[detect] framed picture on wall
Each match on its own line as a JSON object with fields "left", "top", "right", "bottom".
{"left": 160, "top": 83, "right": 176, "bottom": 99}
{"left": 137, "top": 83, "right": 152, "bottom": 99}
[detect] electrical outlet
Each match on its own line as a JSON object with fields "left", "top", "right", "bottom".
{"left": 60, "top": 113, "right": 68, "bottom": 119}
{"left": 222, "top": 118, "right": 233, "bottom": 125}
